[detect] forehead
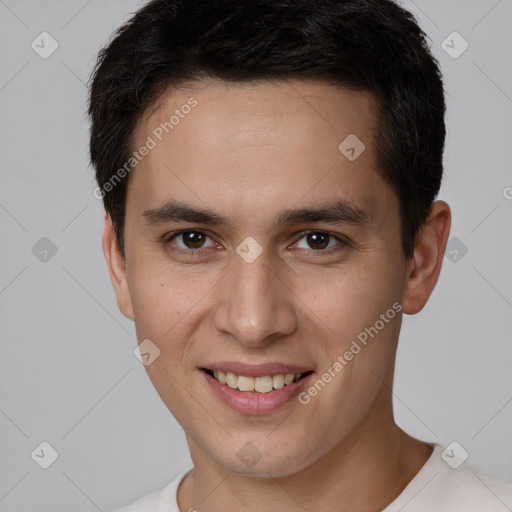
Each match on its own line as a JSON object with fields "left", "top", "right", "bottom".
{"left": 136, "top": 77, "right": 377, "bottom": 155}
{"left": 127, "top": 78, "right": 394, "bottom": 227}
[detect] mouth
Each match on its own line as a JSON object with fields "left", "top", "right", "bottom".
{"left": 200, "top": 365, "right": 316, "bottom": 414}
{"left": 201, "top": 368, "right": 315, "bottom": 393}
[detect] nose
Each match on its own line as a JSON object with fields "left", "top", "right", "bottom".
{"left": 213, "top": 248, "right": 298, "bottom": 348}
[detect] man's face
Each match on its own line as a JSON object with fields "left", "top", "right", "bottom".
{"left": 118, "top": 78, "right": 411, "bottom": 476}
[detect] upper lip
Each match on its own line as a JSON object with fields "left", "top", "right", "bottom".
{"left": 201, "top": 361, "right": 314, "bottom": 377}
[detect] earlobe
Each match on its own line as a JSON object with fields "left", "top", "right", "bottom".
{"left": 402, "top": 200, "right": 451, "bottom": 315}
{"left": 102, "top": 212, "right": 135, "bottom": 321}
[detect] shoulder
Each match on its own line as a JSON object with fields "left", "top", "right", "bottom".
{"left": 438, "top": 462, "right": 512, "bottom": 511}
{"left": 112, "top": 466, "right": 193, "bottom": 512}
{"left": 388, "top": 443, "right": 512, "bottom": 512}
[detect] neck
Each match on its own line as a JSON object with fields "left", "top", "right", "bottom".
{"left": 178, "top": 393, "right": 433, "bottom": 512}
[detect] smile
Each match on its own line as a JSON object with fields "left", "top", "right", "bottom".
{"left": 203, "top": 368, "right": 313, "bottom": 393}
{"left": 200, "top": 365, "right": 316, "bottom": 414}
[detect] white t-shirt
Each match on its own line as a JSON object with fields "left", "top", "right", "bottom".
{"left": 113, "top": 443, "right": 512, "bottom": 511}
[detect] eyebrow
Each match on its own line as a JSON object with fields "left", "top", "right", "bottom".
{"left": 141, "top": 198, "right": 372, "bottom": 228}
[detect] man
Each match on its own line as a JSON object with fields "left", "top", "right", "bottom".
{"left": 88, "top": 0, "right": 512, "bottom": 510}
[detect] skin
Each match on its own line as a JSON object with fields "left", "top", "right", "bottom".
{"left": 103, "top": 78, "right": 451, "bottom": 511}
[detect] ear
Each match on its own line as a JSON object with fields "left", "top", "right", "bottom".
{"left": 102, "top": 212, "right": 135, "bottom": 320}
{"left": 402, "top": 200, "right": 451, "bottom": 314}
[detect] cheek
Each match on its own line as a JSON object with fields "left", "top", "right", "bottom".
{"left": 126, "top": 261, "right": 223, "bottom": 377}
{"left": 126, "top": 265, "right": 206, "bottom": 423}
{"left": 296, "top": 261, "right": 402, "bottom": 337}
{"left": 128, "top": 260, "right": 200, "bottom": 337}
{"left": 129, "top": 277, "right": 179, "bottom": 338}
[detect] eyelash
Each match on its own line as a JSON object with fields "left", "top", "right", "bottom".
{"left": 164, "top": 230, "right": 348, "bottom": 255}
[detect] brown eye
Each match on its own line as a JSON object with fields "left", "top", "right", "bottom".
{"left": 306, "top": 232, "right": 329, "bottom": 250}
{"left": 295, "top": 231, "right": 346, "bottom": 252}
{"left": 182, "top": 231, "right": 205, "bottom": 249}
{"left": 168, "top": 230, "right": 215, "bottom": 250}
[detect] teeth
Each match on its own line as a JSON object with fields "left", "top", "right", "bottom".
{"left": 238, "top": 375, "right": 255, "bottom": 391}
{"left": 273, "top": 374, "right": 285, "bottom": 389}
{"left": 225, "top": 371, "right": 238, "bottom": 389}
{"left": 215, "top": 370, "right": 226, "bottom": 385}
{"left": 254, "top": 375, "right": 273, "bottom": 393}
{"left": 211, "top": 370, "right": 304, "bottom": 393}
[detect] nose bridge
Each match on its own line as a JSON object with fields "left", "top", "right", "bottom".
{"left": 213, "top": 248, "right": 296, "bottom": 346}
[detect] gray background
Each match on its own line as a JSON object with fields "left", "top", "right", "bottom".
{"left": 1, "top": 0, "right": 511, "bottom": 510}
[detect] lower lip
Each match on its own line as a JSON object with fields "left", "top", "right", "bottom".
{"left": 201, "top": 369, "right": 315, "bottom": 415}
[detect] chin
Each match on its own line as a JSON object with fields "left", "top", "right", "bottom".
{"left": 211, "top": 439, "right": 316, "bottom": 478}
